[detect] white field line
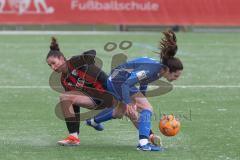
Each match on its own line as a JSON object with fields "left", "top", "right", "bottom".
{"left": 0, "top": 85, "right": 240, "bottom": 89}
{"left": 0, "top": 86, "right": 50, "bottom": 89}
{"left": 174, "top": 85, "right": 240, "bottom": 88}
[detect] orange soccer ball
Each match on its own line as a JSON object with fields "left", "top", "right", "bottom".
{"left": 159, "top": 114, "right": 181, "bottom": 136}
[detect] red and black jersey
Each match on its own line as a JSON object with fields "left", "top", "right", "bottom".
{"left": 61, "top": 62, "right": 107, "bottom": 93}
{"left": 60, "top": 50, "right": 114, "bottom": 109}
{"left": 61, "top": 50, "right": 107, "bottom": 93}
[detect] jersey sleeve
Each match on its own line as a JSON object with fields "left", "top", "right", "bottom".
{"left": 121, "top": 66, "right": 150, "bottom": 104}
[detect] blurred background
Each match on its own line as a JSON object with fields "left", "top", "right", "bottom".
{"left": 0, "top": 0, "right": 240, "bottom": 32}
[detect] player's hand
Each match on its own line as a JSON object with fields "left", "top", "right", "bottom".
{"left": 126, "top": 103, "right": 138, "bottom": 121}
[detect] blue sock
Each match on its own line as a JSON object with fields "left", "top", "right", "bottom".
{"left": 94, "top": 107, "right": 114, "bottom": 123}
{"left": 138, "top": 109, "right": 152, "bottom": 139}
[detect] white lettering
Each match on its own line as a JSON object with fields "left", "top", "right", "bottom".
{"left": 70, "top": 0, "right": 160, "bottom": 11}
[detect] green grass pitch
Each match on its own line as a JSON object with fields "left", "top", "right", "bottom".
{"left": 0, "top": 31, "right": 239, "bottom": 160}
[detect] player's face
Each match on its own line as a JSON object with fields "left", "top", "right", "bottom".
{"left": 166, "top": 70, "right": 182, "bottom": 82}
{"left": 47, "top": 56, "right": 66, "bottom": 73}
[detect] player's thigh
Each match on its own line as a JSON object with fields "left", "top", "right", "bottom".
{"left": 113, "top": 102, "right": 127, "bottom": 118}
{"left": 60, "top": 91, "right": 96, "bottom": 109}
{"left": 131, "top": 92, "right": 153, "bottom": 112}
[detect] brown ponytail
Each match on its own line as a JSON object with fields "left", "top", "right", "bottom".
{"left": 50, "top": 37, "right": 60, "bottom": 51}
{"left": 46, "top": 37, "right": 65, "bottom": 60}
{"left": 159, "top": 30, "right": 183, "bottom": 72}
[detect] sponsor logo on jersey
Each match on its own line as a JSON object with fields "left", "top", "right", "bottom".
{"left": 71, "top": 69, "right": 77, "bottom": 76}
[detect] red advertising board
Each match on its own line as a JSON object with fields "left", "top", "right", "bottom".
{"left": 0, "top": 0, "right": 239, "bottom": 26}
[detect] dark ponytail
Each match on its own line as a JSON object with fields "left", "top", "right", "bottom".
{"left": 159, "top": 30, "right": 183, "bottom": 72}
{"left": 46, "top": 37, "right": 65, "bottom": 60}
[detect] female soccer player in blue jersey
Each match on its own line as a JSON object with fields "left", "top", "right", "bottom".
{"left": 87, "top": 30, "right": 183, "bottom": 151}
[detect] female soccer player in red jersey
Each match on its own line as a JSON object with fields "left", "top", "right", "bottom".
{"left": 46, "top": 37, "right": 115, "bottom": 146}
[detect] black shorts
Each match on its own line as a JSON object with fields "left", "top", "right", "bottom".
{"left": 90, "top": 93, "right": 115, "bottom": 110}
{"left": 80, "top": 88, "right": 115, "bottom": 110}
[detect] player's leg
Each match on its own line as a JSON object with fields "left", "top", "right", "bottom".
{"left": 126, "top": 108, "right": 162, "bottom": 146}
{"left": 86, "top": 83, "right": 126, "bottom": 128}
{"left": 131, "top": 92, "right": 163, "bottom": 151}
{"left": 125, "top": 105, "right": 162, "bottom": 146}
{"left": 58, "top": 91, "right": 97, "bottom": 146}
{"left": 86, "top": 100, "right": 126, "bottom": 129}
{"left": 89, "top": 92, "right": 161, "bottom": 151}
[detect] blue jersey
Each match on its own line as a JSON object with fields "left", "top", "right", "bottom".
{"left": 107, "top": 57, "right": 165, "bottom": 104}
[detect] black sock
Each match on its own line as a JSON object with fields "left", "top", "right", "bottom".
{"left": 65, "top": 105, "right": 80, "bottom": 134}
{"left": 65, "top": 117, "right": 79, "bottom": 134}
{"left": 73, "top": 105, "right": 80, "bottom": 134}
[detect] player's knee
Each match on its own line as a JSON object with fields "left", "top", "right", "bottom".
{"left": 139, "top": 105, "right": 153, "bottom": 112}
{"left": 59, "top": 93, "right": 72, "bottom": 102}
{"left": 59, "top": 94, "right": 65, "bottom": 101}
{"left": 147, "top": 106, "right": 153, "bottom": 112}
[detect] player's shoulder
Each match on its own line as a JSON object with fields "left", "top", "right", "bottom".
{"left": 68, "top": 50, "right": 97, "bottom": 67}
{"left": 69, "top": 49, "right": 96, "bottom": 60}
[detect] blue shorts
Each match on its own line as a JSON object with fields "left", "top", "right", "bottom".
{"left": 107, "top": 79, "right": 139, "bottom": 102}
